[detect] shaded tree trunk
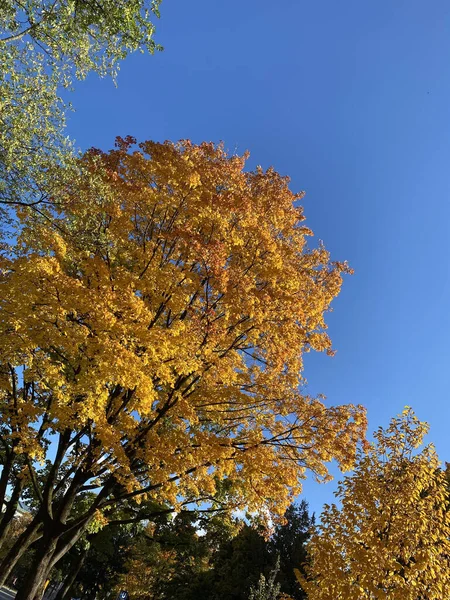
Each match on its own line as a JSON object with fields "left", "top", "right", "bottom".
{"left": 12, "top": 448, "right": 115, "bottom": 599}
{"left": 0, "top": 516, "right": 41, "bottom": 586}
{"left": 15, "top": 532, "right": 59, "bottom": 600}
{"left": 0, "top": 477, "right": 25, "bottom": 548}
{"left": 54, "top": 549, "right": 87, "bottom": 600}
{"left": 15, "top": 513, "right": 94, "bottom": 600}
{"left": 0, "top": 453, "right": 13, "bottom": 512}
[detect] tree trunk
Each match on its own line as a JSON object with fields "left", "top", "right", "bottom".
{"left": 0, "top": 516, "right": 41, "bottom": 586}
{"left": 0, "top": 477, "right": 25, "bottom": 548}
{"left": 54, "top": 549, "right": 87, "bottom": 600}
{"left": 0, "top": 454, "right": 13, "bottom": 512}
{"left": 48, "top": 523, "right": 91, "bottom": 573}
{"left": 14, "top": 534, "right": 59, "bottom": 600}
{"left": 31, "top": 576, "right": 50, "bottom": 600}
{"left": 14, "top": 515, "right": 93, "bottom": 600}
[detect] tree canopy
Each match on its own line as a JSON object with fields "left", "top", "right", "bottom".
{"left": 0, "top": 1, "right": 161, "bottom": 211}
{"left": 297, "top": 409, "right": 450, "bottom": 600}
{"left": 0, "top": 138, "right": 365, "bottom": 599}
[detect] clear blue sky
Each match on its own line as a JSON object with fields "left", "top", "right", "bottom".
{"left": 67, "top": 0, "right": 450, "bottom": 513}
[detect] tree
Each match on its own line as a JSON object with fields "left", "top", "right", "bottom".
{"left": 0, "top": 512, "right": 34, "bottom": 589}
{"left": 114, "top": 501, "right": 313, "bottom": 600}
{"left": 297, "top": 409, "right": 450, "bottom": 600}
{"left": 0, "top": 511, "right": 32, "bottom": 563}
{"left": 59, "top": 520, "right": 144, "bottom": 600}
{"left": 0, "top": 1, "right": 162, "bottom": 213}
{"left": 201, "top": 501, "right": 313, "bottom": 600}
{"left": 248, "top": 558, "right": 282, "bottom": 600}
{"left": 192, "top": 522, "right": 272, "bottom": 600}
{"left": 0, "top": 138, "right": 366, "bottom": 599}
{"left": 269, "top": 501, "right": 313, "bottom": 600}
{"left": 114, "top": 510, "right": 232, "bottom": 600}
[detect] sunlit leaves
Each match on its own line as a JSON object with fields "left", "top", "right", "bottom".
{"left": 1, "top": 139, "right": 365, "bottom": 524}
{"left": 297, "top": 409, "right": 450, "bottom": 600}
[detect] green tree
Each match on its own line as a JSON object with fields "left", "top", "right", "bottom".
{"left": 65, "top": 522, "right": 142, "bottom": 600}
{"left": 200, "top": 502, "right": 313, "bottom": 600}
{"left": 100, "top": 501, "right": 313, "bottom": 600}
{"left": 249, "top": 558, "right": 282, "bottom": 600}
{"left": 269, "top": 501, "right": 313, "bottom": 600}
{"left": 109, "top": 509, "right": 236, "bottom": 600}
{"left": 190, "top": 523, "right": 272, "bottom": 600}
{"left": 0, "top": 0, "right": 162, "bottom": 212}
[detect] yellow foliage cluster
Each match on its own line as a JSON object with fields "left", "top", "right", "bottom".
{"left": 0, "top": 138, "right": 365, "bottom": 520}
{"left": 297, "top": 409, "right": 450, "bottom": 599}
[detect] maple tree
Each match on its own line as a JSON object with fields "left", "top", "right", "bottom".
{"left": 0, "top": 138, "right": 366, "bottom": 599}
{"left": 296, "top": 409, "right": 450, "bottom": 600}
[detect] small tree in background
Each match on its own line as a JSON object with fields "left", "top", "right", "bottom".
{"left": 269, "top": 501, "right": 312, "bottom": 600}
{"left": 297, "top": 409, "right": 450, "bottom": 600}
{"left": 249, "top": 558, "right": 282, "bottom": 600}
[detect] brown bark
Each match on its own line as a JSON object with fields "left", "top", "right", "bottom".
{"left": 0, "top": 452, "right": 13, "bottom": 512}
{"left": 54, "top": 549, "right": 87, "bottom": 600}
{"left": 0, "top": 516, "right": 41, "bottom": 586}
{"left": 15, "top": 533, "right": 59, "bottom": 600}
{"left": 0, "top": 477, "right": 25, "bottom": 548}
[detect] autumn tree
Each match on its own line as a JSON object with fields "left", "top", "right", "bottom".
{"left": 0, "top": 0, "right": 162, "bottom": 215}
{"left": 0, "top": 138, "right": 366, "bottom": 599}
{"left": 297, "top": 409, "right": 450, "bottom": 600}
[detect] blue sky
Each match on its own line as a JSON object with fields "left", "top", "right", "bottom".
{"left": 67, "top": 0, "right": 450, "bottom": 512}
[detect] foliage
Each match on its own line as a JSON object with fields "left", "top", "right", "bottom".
{"left": 69, "top": 522, "right": 143, "bottom": 600}
{"left": 249, "top": 558, "right": 281, "bottom": 600}
{"left": 0, "top": 139, "right": 365, "bottom": 596}
{"left": 114, "top": 513, "right": 268, "bottom": 600}
{"left": 269, "top": 501, "right": 312, "bottom": 600}
{"left": 1, "top": 514, "right": 35, "bottom": 588}
{"left": 0, "top": 1, "right": 161, "bottom": 211}
{"left": 199, "top": 501, "right": 313, "bottom": 600}
{"left": 0, "top": 513, "right": 32, "bottom": 561}
{"left": 115, "top": 511, "right": 230, "bottom": 600}
{"left": 196, "top": 522, "right": 272, "bottom": 600}
{"left": 2, "top": 137, "right": 365, "bottom": 512}
{"left": 297, "top": 409, "right": 450, "bottom": 600}
{"left": 112, "top": 501, "right": 312, "bottom": 600}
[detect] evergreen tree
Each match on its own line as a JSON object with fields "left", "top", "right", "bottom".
{"left": 270, "top": 501, "right": 313, "bottom": 600}
{"left": 249, "top": 558, "right": 281, "bottom": 600}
